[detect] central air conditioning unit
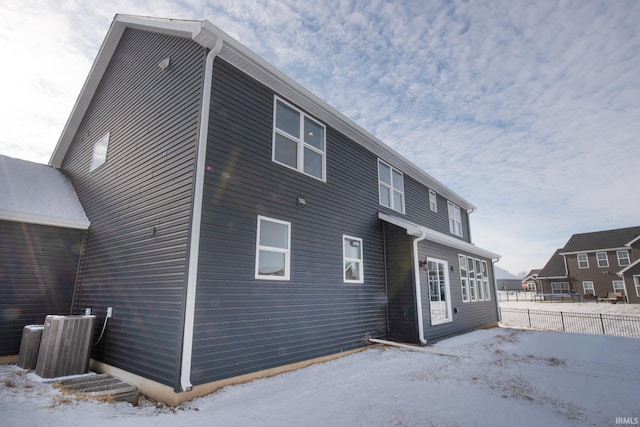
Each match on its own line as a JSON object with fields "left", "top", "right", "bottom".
{"left": 35, "top": 315, "right": 96, "bottom": 378}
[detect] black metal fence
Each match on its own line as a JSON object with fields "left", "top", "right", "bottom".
{"left": 500, "top": 307, "right": 640, "bottom": 338}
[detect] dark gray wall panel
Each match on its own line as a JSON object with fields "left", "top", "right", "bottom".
{"left": 418, "top": 240, "right": 498, "bottom": 341}
{"left": 0, "top": 221, "right": 83, "bottom": 356}
{"left": 383, "top": 223, "right": 419, "bottom": 343}
{"left": 60, "top": 29, "right": 205, "bottom": 387}
{"left": 192, "top": 58, "right": 388, "bottom": 384}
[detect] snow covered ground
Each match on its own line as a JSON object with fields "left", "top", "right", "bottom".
{"left": 1, "top": 328, "right": 639, "bottom": 427}
{"left": 499, "top": 298, "right": 640, "bottom": 315}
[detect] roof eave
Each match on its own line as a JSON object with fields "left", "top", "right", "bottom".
{"left": 0, "top": 210, "right": 90, "bottom": 230}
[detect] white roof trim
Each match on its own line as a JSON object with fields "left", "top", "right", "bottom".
{"left": 378, "top": 212, "right": 500, "bottom": 261}
{"left": 559, "top": 248, "right": 630, "bottom": 256}
{"left": 49, "top": 14, "right": 474, "bottom": 212}
{"left": 626, "top": 235, "right": 640, "bottom": 247}
{"left": 0, "top": 209, "right": 90, "bottom": 230}
{"left": 618, "top": 258, "right": 640, "bottom": 276}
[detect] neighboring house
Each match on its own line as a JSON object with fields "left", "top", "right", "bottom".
{"left": 4, "top": 15, "right": 500, "bottom": 404}
{"left": 494, "top": 266, "right": 524, "bottom": 291}
{"left": 534, "top": 227, "right": 640, "bottom": 303}
{"left": 0, "top": 155, "right": 90, "bottom": 359}
{"left": 522, "top": 269, "right": 541, "bottom": 292}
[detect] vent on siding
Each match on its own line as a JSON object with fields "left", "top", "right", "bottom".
{"left": 35, "top": 315, "right": 96, "bottom": 378}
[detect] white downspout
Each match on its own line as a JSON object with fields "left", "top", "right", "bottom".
{"left": 181, "top": 39, "right": 222, "bottom": 392}
{"left": 413, "top": 231, "right": 428, "bottom": 345}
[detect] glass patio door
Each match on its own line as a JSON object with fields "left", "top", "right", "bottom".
{"left": 427, "top": 258, "right": 452, "bottom": 325}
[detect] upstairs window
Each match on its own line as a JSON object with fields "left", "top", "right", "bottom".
{"left": 90, "top": 133, "right": 110, "bottom": 171}
{"left": 429, "top": 189, "right": 437, "bottom": 212}
{"left": 272, "top": 97, "right": 326, "bottom": 181}
{"left": 596, "top": 252, "right": 609, "bottom": 267}
{"left": 617, "top": 250, "right": 630, "bottom": 266}
{"left": 448, "top": 201, "right": 463, "bottom": 237}
{"left": 378, "top": 160, "right": 405, "bottom": 213}
{"left": 255, "top": 216, "right": 291, "bottom": 280}
{"left": 343, "top": 235, "right": 364, "bottom": 283}
{"left": 577, "top": 253, "right": 589, "bottom": 269}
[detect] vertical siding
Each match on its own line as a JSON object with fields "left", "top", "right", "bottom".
{"left": 191, "top": 58, "right": 388, "bottom": 384}
{"left": 418, "top": 240, "right": 498, "bottom": 341}
{"left": 60, "top": 29, "right": 205, "bottom": 387}
{"left": 0, "top": 221, "right": 83, "bottom": 356}
{"left": 383, "top": 223, "right": 419, "bottom": 343}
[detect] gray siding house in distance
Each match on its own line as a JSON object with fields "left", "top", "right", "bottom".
{"left": 24, "top": 14, "right": 500, "bottom": 404}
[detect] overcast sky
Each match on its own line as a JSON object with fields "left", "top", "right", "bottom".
{"left": 1, "top": 0, "right": 638, "bottom": 275}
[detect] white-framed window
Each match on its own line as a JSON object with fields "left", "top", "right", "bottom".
{"left": 90, "top": 132, "right": 110, "bottom": 172}
{"left": 634, "top": 275, "right": 640, "bottom": 297}
{"left": 378, "top": 160, "right": 405, "bottom": 213}
{"left": 427, "top": 258, "right": 452, "bottom": 325}
{"left": 617, "top": 250, "right": 630, "bottom": 266}
{"left": 481, "top": 260, "right": 491, "bottom": 301}
{"left": 577, "top": 253, "right": 589, "bottom": 269}
{"left": 596, "top": 252, "right": 609, "bottom": 268}
{"left": 255, "top": 216, "right": 291, "bottom": 280}
{"left": 467, "top": 256, "right": 477, "bottom": 302}
{"left": 612, "top": 280, "right": 625, "bottom": 295}
{"left": 272, "top": 97, "right": 326, "bottom": 181}
{"left": 448, "top": 201, "right": 463, "bottom": 237}
{"left": 475, "top": 259, "right": 484, "bottom": 301}
{"left": 582, "top": 281, "right": 595, "bottom": 296}
{"left": 429, "top": 189, "right": 437, "bottom": 212}
{"left": 343, "top": 235, "right": 364, "bottom": 284}
{"left": 459, "top": 255, "right": 469, "bottom": 303}
{"left": 526, "top": 281, "right": 536, "bottom": 291}
{"left": 551, "top": 282, "right": 570, "bottom": 294}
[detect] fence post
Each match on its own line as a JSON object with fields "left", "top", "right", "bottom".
{"left": 600, "top": 313, "right": 605, "bottom": 335}
{"left": 560, "top": 311, "right": 565, "bottom": 331}
{"left": 527, "top": 309, "right": 532, "bottom": 327}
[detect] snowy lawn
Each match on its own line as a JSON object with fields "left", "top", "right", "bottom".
{"left": 1, "top": 328, "right": 638, "bottom": 427}
{"left": 499, "top": 299, "right": 640, "bottom": 316}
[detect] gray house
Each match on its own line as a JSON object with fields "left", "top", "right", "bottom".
{"left": 4, "top": 15, "right": 500, "bottom": 404}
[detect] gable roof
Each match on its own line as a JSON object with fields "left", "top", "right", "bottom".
{"left": 48, "top": 14, "right": 475, "bottom": 213}
{"left": 494, "top": 266, "right": 521, "bottom": 280}
{"left": 524, "top": 269, "right": 541, "bottom": 280}
{"left": 537, "top": 249, "right": 567, "bottom": 279}
{"left": 0, "top": 155, "right": 90, "bottom": 229}
{"left": 559, "top": 226, "right": 640, "bottom": 254}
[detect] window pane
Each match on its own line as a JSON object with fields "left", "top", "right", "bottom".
{"left": 378, "top": 162, "right": 391, "bottom": 184}
{"left": 393, "top": 190, "right": 403, "bottom": 211}
{"left": 258, "top": 250, "right": 286, "bottom": 276}
{"left": 392, "top": 169, "right": 403, "bottom": 191}
{"left": 379, "top": 184, "right": 390, "bottom": 207}
{"left": 344, "top": 238, "right": 361, "bottom": 259}
{"left": 274, "top": 134, "right": 298, "bottom": 168}
{"left": 345, "top": 261, "right": 361, "bottom": 281}
{"left": 276, "top": 101, "right": 300, "bottom": 137}
{"left": 260, "top": 220, "right": 288, "bottom": 249}
{"left": 303, "top": 148, "right": 323, "bottom": 179}
{"left": 304, "top": 117, "right": 324, "bottom": 150}
{"left": 90, "top": 133, "right": 109, "bottom": 171}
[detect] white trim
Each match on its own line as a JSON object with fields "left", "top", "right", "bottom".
{"left": 447, "top": 201, "right": 463, "bottom": 238}
{"left": 255, "top": 216, "right": 291, "bottom": 280}
{"left": 378, "top": 212, "right": 500, "bottom": 261}
{"left": 577, "top": 253, "right": 589, "bottom": 269}
{"left": 426, "top": 257, "right": 453, "bottom": 325}
{"left": 0, "top": 209, "right": 90, "bottom": 230}
{"left": 634, "top": 275, "right": 640, "bottom": 298}
{"left": 616, "top": 250, "right": 630, "bottom": 267}
{"left": 560, "top": 247, "right": 630, "bottom": 256}
{"left": 181, "top": 39, "right": 222, "bottom": 392}
{"left": 582, "top": 281, "right": 595, "bottom": 296}
{"left": 612, "top": 280, "right": 626, "bottom": 294}
{"left": 458, "top": 254, "right": 469, "bottom": 303}
{"left": 429, "top": 189, "right": 437, "bottom": 213}
{"left": 272, "top": 96, "right": 326, "bottom": 182}
{"left": 377, "top": 159, "right": 405, "bottom": 214}
{"left": 626, "top": 235, "right": 640, "bottom": 247}
{"left": 342, "top": 235, "right": 364, "bottom": 284}
{"left": 596, "top": 252, "right": 609, "bottom": 268}
{"left": 551, "top": 282, "right": 570, "bottom": 294}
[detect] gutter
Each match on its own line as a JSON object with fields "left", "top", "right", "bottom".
{"left": 180, "top": 36, "right": 223, "bottom": 392}
{"left": 412, "top": 231, "right": 428, "bottom": 345}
